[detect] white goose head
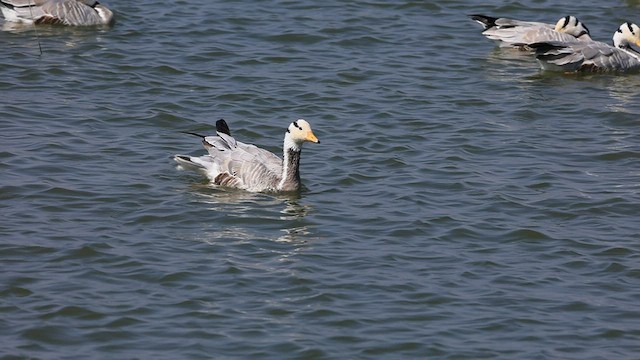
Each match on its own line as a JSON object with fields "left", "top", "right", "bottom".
{"left": 613, "top": 22, "right": 640, "bottom": 53}
{"left": 284, "top": 119, "right": 320, "bottom": 151}
{"left": 554, "top": 16, "right": 591, "bottom": 40}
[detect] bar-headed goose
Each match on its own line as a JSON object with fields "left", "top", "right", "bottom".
{"left": 531, "top": 22, "right": 640, "bottom": 73}
{"left": 174, "top": 119, "right": 320, "bottom": 193}
{"left": 469, "top": 14, "right": 592, "bottom": 49}
{"left": 0, "top": 0, "right": 113, "bottom": 25}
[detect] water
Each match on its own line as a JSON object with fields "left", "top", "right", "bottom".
{"left": 2, "top": 0, "right": 640, "bottom": 358}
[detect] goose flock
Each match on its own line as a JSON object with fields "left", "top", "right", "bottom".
{"left": 471, "top": 14, "right": 640, "bottom": 73}
{"left": 174, "top": 119, "right": 320, "bottom": 193}
{"left": 3, "top": 4, "right": 639, "bottom": 192}
{"left": 0, "top": 0, "right": 113, "bottom": 25}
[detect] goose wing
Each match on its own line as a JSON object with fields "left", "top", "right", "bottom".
{"left": 484, "top": 26, "right": 583, "bottom": 48}
{"left": 1, "top": 0, "right": 50, "bottom": 6}
{"left": 1, "top": 0, "right": 106, "bottom": 25}
{"left": 39, "top": 0, "right": 104, "bottom": 25}
{"left": 210, "top": 140, "right": 283, "bottom": 190}
{"left": 469, "top": 14, "right": 551, "bottom": 31}
{"left": 176, "top": 133, "right": 283, "bottom": 191}
{"left": 0, "top": 0, "right": 49, "bottom": 21}
{"left": 174, "top": 150, "right": 282, "bottom": 191}
{"left": 202, "top": 132, "right": 282, "bottom": 175}
{"left": 470, "top": 14, "right": 591, "bottom": 48}
{"left": 220, "top": 150, "right": 282, "bottom": 191}
{"left": 532, "top": 41, "right": 640, "bottom": 72}
{"left": 470, "top": 14, "right": 551, "bottom": 47}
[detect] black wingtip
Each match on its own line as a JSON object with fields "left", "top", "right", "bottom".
{"left": 216, "top": 118, "right": 231, "bottom": 136}
{"left": 468, "top": 14, "right": 498, "bottom": 30}
{"left": 181, "top": 131, "right": 206, "bottom": 138}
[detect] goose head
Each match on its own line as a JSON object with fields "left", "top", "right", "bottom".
{"left": 284, "top": 119, "right": 319, "bottom": 150}
{"left": 554, "top": 16, "right": 591, "bottom": 40}
{"left": 613, "top": 22, "right": 640, "bottom": 54}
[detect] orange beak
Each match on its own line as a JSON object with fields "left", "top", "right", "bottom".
{"left": 306, "top": 130, "right": 319, "bottom": 144}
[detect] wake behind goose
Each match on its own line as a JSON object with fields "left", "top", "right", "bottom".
{"left": 530, "top": 22, "right": 640, "bottom": 73}
{"left": 0, "top": 0, "right": 113, "bottom": 25}
{"left": 470, "top": 14, "right": 592, "bottom": 50}
{"left": 174, "top": 119, "right": 320, "bottom": 193}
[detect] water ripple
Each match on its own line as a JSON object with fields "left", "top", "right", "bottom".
{"left": 2, "top": 0, "right": 640, "bottom": 358}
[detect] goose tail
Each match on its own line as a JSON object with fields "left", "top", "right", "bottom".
{"left": 468, "top": 14, "right": 499, "bottom": 30}
{"left": 174, "top": 155, "right": 206, "bottom": 172}
{"left": 216, "top": 119, "right": 231, "bottom": 136}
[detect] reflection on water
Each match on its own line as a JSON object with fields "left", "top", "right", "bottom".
{"left": 279, "top": 199, "right": 311, "bottom": 220}
{"left": 199, "top": 227, "right": 256, "bottom": 245}
{"left": 276, "top": 225, "right": 313, "bottom": 244}
{"left": 1, "top": 20, "right": 110, "bottom": 54}
{"left": 604, "top": 75, "right": 640, "bottom": 113}
{"left": 197, "top": 224, "right": 314, "bottom": 247}
{"left": 3, "top": 0, "right": 640, "bottom": 357}
{"left": 184, "top": 183, "right": 315, "bottom": 245}
{"left": 187, "top": 183, "right": 305, "bottom": 212}
{"left": 481, "top": 47, "right": 539, "bottom": 74}
{"left": 1, "top": 21, "right": 35, "bottom": 33}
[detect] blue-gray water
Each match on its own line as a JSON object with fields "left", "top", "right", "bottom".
{"left": 2, "top": 1, "right": 640, "bottom": 359}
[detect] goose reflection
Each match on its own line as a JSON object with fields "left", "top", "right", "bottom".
{"left": 604, "top": 75, "right": 640, "bottom": 113}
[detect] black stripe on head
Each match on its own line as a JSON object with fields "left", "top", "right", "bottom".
{"left": 580, "top": 21, "right": 590, "bottom": 35}
{"left": 293, "top": 121, "right": 302, "bottom": 130}
{"left": 570, "top": 17, "right": 579, "bottom": 27}
{"left": 562, "top": 16, "right": 570, "bottom": 29}
{"left": 627, "top": 22, "right": 635, "bottom": 35}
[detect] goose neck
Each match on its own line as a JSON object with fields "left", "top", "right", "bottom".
{"left": 278, "top": 145, "right": 302, "bottom": 191}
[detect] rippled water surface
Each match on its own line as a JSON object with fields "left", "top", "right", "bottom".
{"left": 2, "top": 0, "right": 640, "bottom": 358}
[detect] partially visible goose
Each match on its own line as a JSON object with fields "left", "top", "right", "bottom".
{"left": 0, "top": 0, "right": 113, "bottom": 25}
{"left": 469, "top": 14, "right": 592, "bottom": 49}
{"left": 531, "top": 22, "right": 640, "bottom": 73}
{"left": 174, "top": 119, "right": 320, "bottom": 193}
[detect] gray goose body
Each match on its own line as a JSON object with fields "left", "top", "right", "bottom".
{"left": 531, "top": 22, "right": 640, "bottom": 73}
{"left": 0, "top": 0, "right": 113, "bottom": 25}
{"left": 470, "top": 14, "right": 592, "bottom": 49}
{"left": 174, "top": 119, "right": 319, "bottom": 193}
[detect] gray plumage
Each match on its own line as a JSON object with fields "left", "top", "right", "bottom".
{"left": 531, "top": 22, "right": 640, "bottom": 73}
{"left": 0, "top": 0, "right": 113, "bottom": 25}
{"left": 469, "top": 14, "right": 592, "bottom": 49}
{"left": 174, "top": 119, "right": 320, "bottom": 193}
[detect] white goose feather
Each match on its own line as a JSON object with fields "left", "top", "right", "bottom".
{"left": 174, "top": 119, "right": 320, "bottom": 193}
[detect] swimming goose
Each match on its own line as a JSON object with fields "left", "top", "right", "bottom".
{"left": 174, "top": 119, "right": 320, "bottom": 193}
{"left": 0, "top": 0, "right": 113, "bottom": 25}
{"left": 469, "top": 14, "right": 592, "bottom": 49}
{"left": 531, "top": 22, "right": 640, "bottom": 73}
